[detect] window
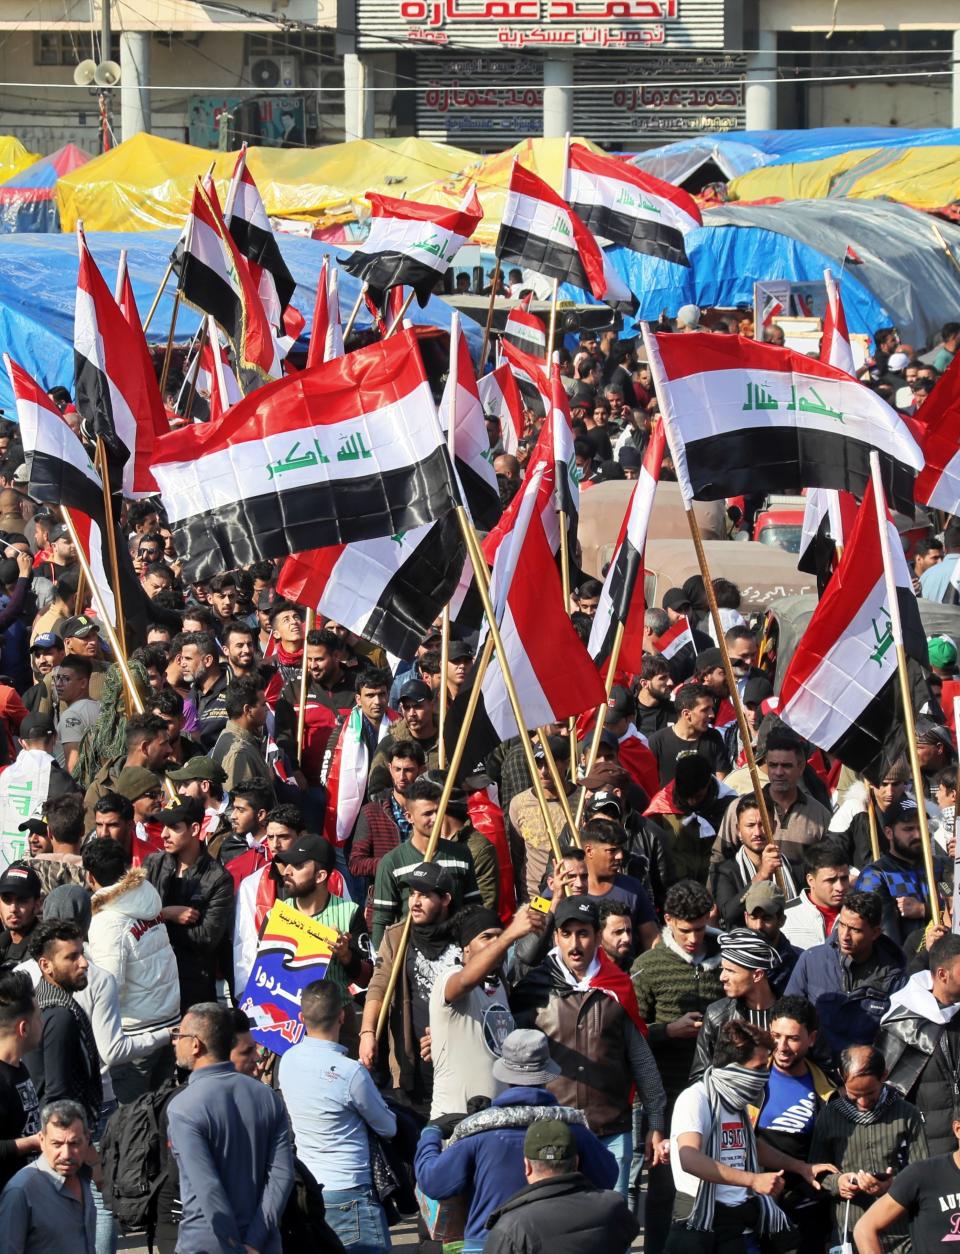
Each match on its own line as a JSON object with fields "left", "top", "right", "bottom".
{"left": 34, "top": 31, "right": 121, "bottom": 66}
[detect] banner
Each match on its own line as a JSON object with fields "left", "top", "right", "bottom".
{"left": 0, "top": 750, "right": 50, "bottom": 870}
{"left": 239, "top": 899, "right": 338, "bottom": 1054}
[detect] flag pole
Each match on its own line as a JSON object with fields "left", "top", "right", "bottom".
{"left": 296, "top": 608, "right": 315, "bottom": 769}
{"left": 342, "top": 281, "right": 368, "bottom": 342}
{"left": 574, "top": 619, "right": 625, "bottom": 828}
{"left": 93, "top": 438, "right": 128, "bottom": 665}
{"left": 182, "top": 317, "right": 209, "bottom": 420}
{"left": 437, "top": 312, "right": 461, "bottom": 769}
{"left": 142, "top": 259, "right": 174, "bottom": 333}
{"left": 375, "top": 632, "right": 496, "bottom": 1040}
{"left": 869, "top": 450, "right": 942, "bottom": 926}
{"left": 385, "top": 290, "right": 416, "bottom": 338}
{"left": 479, "top": 258, "right": 501, "bottom": 371}
{"left": 866, "top": 788, "right": 881, "bottom": 862}
{"left": 206, "top": 316, "right": 230, "bottom": 413}
{"left": 536, "top": 725, "right": 580, "bottom": 846}
{"left": 114, "top": 249, "right": 127, "bottom": 303}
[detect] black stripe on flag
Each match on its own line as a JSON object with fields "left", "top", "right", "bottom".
{"left": 26, "top": 446, "right": 104, "bottom": 521}
{"left": 571, "top": 202, "right": 689, "bottom": 267}
{"left": 181, "top": 253, "right": 242, "bottom": 343}
{"left": 230, "top": 218, "right": 295, "bottom": 310}
{"left": 173, "top": 445, "right": 454, "bottom": 583}
{"left": 681, "top": 426, "right": 917, "bottom": 515}
{"left": 73, "top": 353, "right": 126, "bottom": 474}
{"left": 496, "top": 225, "right": 592, "bottom": 296}
{"left": 456, "top": 455, "right": 502, "bottom": 533}
{"left": 504, "top": 327, "right": 545, "bottom": 358}
{"left": 338, "top": 250, "right": 442, "bottom": 309}
{"left": 362, "top": 512, "right": 467, "bottom": 659}
{"left": 828, "top": 653, "right": 928, "bottom": 781}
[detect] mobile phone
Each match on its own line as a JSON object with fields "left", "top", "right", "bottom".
{"left": 529, "top": 896, "right": 552, "bottom": 914}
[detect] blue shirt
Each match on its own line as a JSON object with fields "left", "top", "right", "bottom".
{"left": 919, "top": 554, "right": 960, "bottom": 603}
{"left": 277, "top": 1037, "right": 396, "bottom": 1190}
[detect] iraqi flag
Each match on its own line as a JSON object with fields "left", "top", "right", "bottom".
{"left": 181, "top": 180, "right": 280, "bottom": 379}
{"left": 643, "top": 328, "right": 923, "bottom": 513}
{"left": 478, "top": 362, "right": 524, "bottom": 457}
{"left": 503, "top": 305, "right": 547, "bottom": 358}
{"left": 913, "top": 351, "right": 960, "bottom": 515}
{"left": 652, "top": 615, "right": 694, "bottom": 660}
{"left": 150, "top": 329, "right": 457, "bottom": 584}
{"left": 8, "top": 357, "right": 124, "bottom": 632}
{"left": 439, "top": 322, "right": 502, "bottom": 531}
{"left": 115, "top": 254, "right": 169, "bottom": 443}
{"left": 821, "top": 268, "right": 855, "bottom": 375}
{"left": 480, "top": 458, "right": 605, "bottom": 739}
{"left": 179, "top": 323, "right": 243, "bottom": 422}
{"left": 588, "top": 422, "right": 665, "bottom": 674}
{"left": 340, "top": 187, "right": 482, "bottom": 308}
{"left": 778, "top": 478, "right": 928, "bottom": 776}
{"left": 500, "top": 336, "right": 549, "bottom": 417}
{"left": 496, "top": 162, "right": 607, "bottom": 301}
{"left": 567, "top": 144, "right": 701, "bottom": 268}
{"left": 322, "top": 706, "right": 397, "bottom": 847}
{"left": 74, "top": 229, "right": 163, "bottom": 497}
{"left": 277, "top": 512, "right": 467, "bottom": 662}
{"left": 226, "top": 148, "right": 296, "bottom": 319}
{"left": 797, "top": 487, "right": 858, "bottom": 595}
{"left": 306, "top": 256, "right": 344, "bottom": 369}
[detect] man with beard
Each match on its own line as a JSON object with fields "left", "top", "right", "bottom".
{"left": 856, "top": 798, "right": 950, "bottom": 946}
{"left": 0, "top": 864, "right": 43, "bottom": 964}
{"left": 633, "top": 655, "right": 674, "bottom": 737}
{"left": 350, "top": 740, "right": 425, "bottom": 926}
{"left": 178, "top": 631, "right": 229, "bottom": 750}
{"left": 273, "top": 833, "right": 371, "bottom": 1055}
{"left": 359, "top": 862, "right": 458, "bottom": 1115}
{"left": 712, "top": 794, "right": 801, "bottom": 928}
{"left": 220, "top": 620, "right": 258, "bottom": 680}
{"left": 275, "top": 628, "right": 355, "bottom": 787}
{"left": 599, "top": 901, "right": 634, "bottom": 970}
{"left": 368, "top": 678, "right": 440, "bottom": 794}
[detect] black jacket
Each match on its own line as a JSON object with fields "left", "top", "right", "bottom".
{"left": 484, "top": 1171, "right": 638, "bottom": 1254}
{"left": 143, "top": 848, "right": 234, "bottom": 1009}
{"left": 690, "top": 993, "right": 835, "bottom": 1083}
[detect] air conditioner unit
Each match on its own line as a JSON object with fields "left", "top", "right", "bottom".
{"left": 246, "top": 55, "right": 298, "bottom": 91}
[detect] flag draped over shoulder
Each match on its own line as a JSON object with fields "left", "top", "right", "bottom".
{"left": 643, "top": 328, "right": 923, "bottom": 513}
{"left": 588, "top": 422, "right": 665, "bottom": 674}
{"left": 478, "top": 363, "right": 524, "bottom": 457}
{"left": 567, "top": 144, "right": 701, "bottom": 267}
{"left": 277, "top": 513, "right": 467, "bottom": 662}
{"left": 150, "top": 330, "right": 457, "bottom": 583}
{"left": 181, "top": 180, "right": 279, "bottom": 379}
{"left": 340, "top": 189, "right": 482, "bottom": 308}
{"left": 74, "top": 229, "right": 163, "bottom": 497}
{"left": 778, "top": 479, "right": 928, "bottom": 776}
{"left": 913, "top": 352, "right": 960, "bottom": 516}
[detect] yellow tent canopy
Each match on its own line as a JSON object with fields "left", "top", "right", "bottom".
{"left": 56, "top": 133, "right": 476, "bottom": 234}
{"left": 728, "top": 144, "right": 960, "bottom": 214}
{"left": 405, "top": 136, "right": 605, "bottom": 247}
{"left": 0, "top": 136, "right": 40, "bottom": 184}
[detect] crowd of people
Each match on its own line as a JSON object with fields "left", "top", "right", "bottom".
{"left": 0, "top": 310, "right": 957, "bottom": 1254}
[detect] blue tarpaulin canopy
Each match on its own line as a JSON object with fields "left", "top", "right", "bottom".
{"left": 0, "top": 230, "right": 482, "bottom": 416}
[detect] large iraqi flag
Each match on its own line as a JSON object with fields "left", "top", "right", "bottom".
{"left": 150, "top": 330, "right": 456, "bottom": 583}
{"left": 643, "top": 328, "right": 923, "bottom": 512}
{"left": 778, "top": 479, "right": 928, "bottom": 775}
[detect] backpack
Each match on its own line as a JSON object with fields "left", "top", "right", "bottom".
{"left": 99, "top": 1079, "right": 179, "bottom": 1237}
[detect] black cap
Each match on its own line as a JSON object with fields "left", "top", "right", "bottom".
{"left": 407, "top": 861, "right": 454, "bottom": 896}
{"left": 554, "top": 895, "right": 600, "bottom": 930}
{"left": 883, "top": 797, "right": 919, "bottom": 828}
{"left": 606, "top": 685, "right": 633, "bottom": 719}
{"left": 61, "top": 614, "right": 100, "bottom": 640}
{"left": 448, "top": 640, "right": 475, "bottom": 662}
{"left": 155, "top": 796, "right": 205, "bottom": 828}
{"left": 19, "top": 712, "right": 55, "bottom": 739}
{"left": 48, "top": 522, "right": 69, "bottom": 542}
{"left": 17, "top": 817, "right": 47, "bottom": 836}
{"left": 273, "top": 832, "right": 334, "bottom": 869}
{"left": 586, "top": 790, "right": 623, "bottom": 819}
{"left": 0, "top": 862, "right": 42, "bottom": 897}
{"left": 257, "top": 587, "right": 278, "bottom": 611}
{"left": 743, "top": 676, "right": 774, "bottom": 706}
{"left": 694, "top": 647, "right": 725, "bottom": 673}
{"left": 662, "top": 587, "right": 691, "bottom": 612}
{"left": 398, "top": 678, "right": 432, "bottom": 705}
{"left": 534, "top": 734, "right": 571, "bottom": 763}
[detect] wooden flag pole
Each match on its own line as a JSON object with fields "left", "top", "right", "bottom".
{"left": 158, "top": 282, "right": 183, "bottom": 399}
{"left": 866, "top": 788, "right": 881, "bottom": 862}
{"left": 114, "top": 249, "right": 127, "bottom": 303}
{"left": 536, "top": 725, "right": 580, "bottom": 847}
{"left": 93, "top": 438, "right": 128, "bottom": 665}
{"left": 295, "top": 608, "right": 316, "bottom": 768}
{"left": 182, "top": 318, "right": 209, "bottom": 420}
{"left": 869, "top": 450, "right": 942, "bottom": 926}
{"left": 478, "top": 258, "right": 501, "bottom": 371}
{"left": 206, "top": 315, "right": 230, "bottom": 414}
{"left": 438, "top": 608, "right": 450, "bottom": 771}
{"left": 142, "top": 259, "right": 174, "bottom": 333}
{"left": 342, "top": 282, "right": 368, "bottom": 342}
{"left": 385, "top": 290, "right": 416, "bottom": 338}
{"left": 574, "top": 619, "right": 625, "bottom": 829}
{"left": 547, "top": 276, "right": 560, "bottom": 364}
{"left": 375, "top": 632, "right": 495, "bottom": 1040}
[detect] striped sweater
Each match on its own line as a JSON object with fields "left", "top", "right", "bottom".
{"left": 372, "top": 836, "right": 481, "bottom": 949}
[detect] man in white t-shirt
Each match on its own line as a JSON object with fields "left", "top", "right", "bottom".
{"left": 53, "top": 656, "right": 100, "bottom": 773}
{"left": 428, "top": 904, "right": 545, "bottom": 1120}
{"left": 669, "top": 1018, "right": 791, "bottom": 1247}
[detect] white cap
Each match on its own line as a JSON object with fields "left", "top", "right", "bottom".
{"left": 887, "top": 351, "right": 910, "bottom": 372}
{"left": 676, "top": 304, "right": 701, "bottom": 329}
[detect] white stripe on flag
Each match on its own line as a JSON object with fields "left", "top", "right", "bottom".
{"left": 353, "top": 217, "right": 465, "bottom": 273}
{"left": 502, "top": 188, "right": 580, "bottom": 255}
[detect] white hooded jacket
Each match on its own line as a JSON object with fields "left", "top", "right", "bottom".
{"left": 87, "top": 868, "right": 181, "bottom": 1034}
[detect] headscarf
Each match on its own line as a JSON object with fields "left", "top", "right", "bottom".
{"left": 834, "top": 1084, "right": 896, "bottom": 1126}
{"left": 718, "top": 928, "right": 782, "bottom": 971}
{"left": 685, "top": 1064, "right": 789, "bottom": 1236}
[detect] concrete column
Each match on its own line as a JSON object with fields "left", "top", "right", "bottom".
{"left": 953, "top": 29, "right": 960, "bottom": 129}
{"left": 745, "top": 28, "right": 777, "bottom": 131}
{"left": 120, "top": 31, "right": 150, "bottom": 139}
{"left": 343, "top": 52, "right": 374, "bottom": 140}
{"left": 542, "top": 54, "right": 574, "bottom": 138}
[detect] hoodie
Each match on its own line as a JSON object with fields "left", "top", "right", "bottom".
{"left": 413, "top": 1086, "right": 617, "bottom": 1248}
{"left": 87, "top": 868, "right": 181, "bottom": 1034}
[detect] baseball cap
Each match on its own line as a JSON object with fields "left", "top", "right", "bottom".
{"left": 155, "top": 797, "right": 205, "bottom": 828}
{"left": 524, "top": 1119, "right": 575, "bottom": 1164}
{"left": 17, "top": 818, "right": 47, "bottom": 836}
{"left": 407, "top": 861, "right": 454, "bottom": 896}
{"left": 676, "top": 304, "right": 701, "bottom": 330}
{"left": 10, "top": 463, "right": 28, "bottom": 486}
{"left": 580, "top": 761, "right": 630, "bottom": 792}
{"left": 0, "top": 862, "right": 42, "bottom": 898}
{"left": 585, "top": 790, "right": 623, "bottom": 820}
{"left": 534, "top": 734, "right": 570, "bottom": 763}
{"left": 397, "top": 678, "right": 432, "bottom": 705}
{"left": 694, "top": 647, "right": 725, "bottom": 674}
{"left": 742, "top": 881, "right": 786, "bottom": 917}
{"left": 19, "top": 712, "right": 55, "bottom": 739}
{"left": 273, "top": 833, "right": 333, "bottom": 868}
{"left": 553, "top": 895, "right": 600, "bottom": 930}
{"left": 257, "top": 587, "right": 278, "bottom": 612}
{"left": 166, "top": 757, "right": 227, "bottom": 785}
{"left": 420, "top": 627, "right": 442, "bottom": 647}
{"left": 30, "top": 632, "right": 62, "bottom": 653}
{"left": 48, "top": 521, "right": 69, "bottom": 542}
{"left": 448, "top": 640, "right": 475, "bottom": 662}
{"left": 582, "top": 728, "right": 620, "bottom": 754}
{"left": 662, "top": 587, "right": 691, "bottom": 612}
{"left": 114, "top": 766, "right": 162, "bottom": 801}
{"left": 606, "top": 685, "right": 633, "bottom": 720}
{"left": 61, "top": 614, "right": 100, "bottom": 640}
{"left": 743, "top": 676, "right": 774, "bottom": 706}
{"left": 618, "top": 447, "right": 641, "bottom": 470}
{"left": 887, "top": 351, "right": 910, "bottom": 372}
{"left": 928, "top": 636, "right": 958, "bottom": 670}
{"left": 492, "top": 1028, "right": 561, "bottom": 1087}
{"left": 883, "top": 797, "right": 919, "bottom": 828}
